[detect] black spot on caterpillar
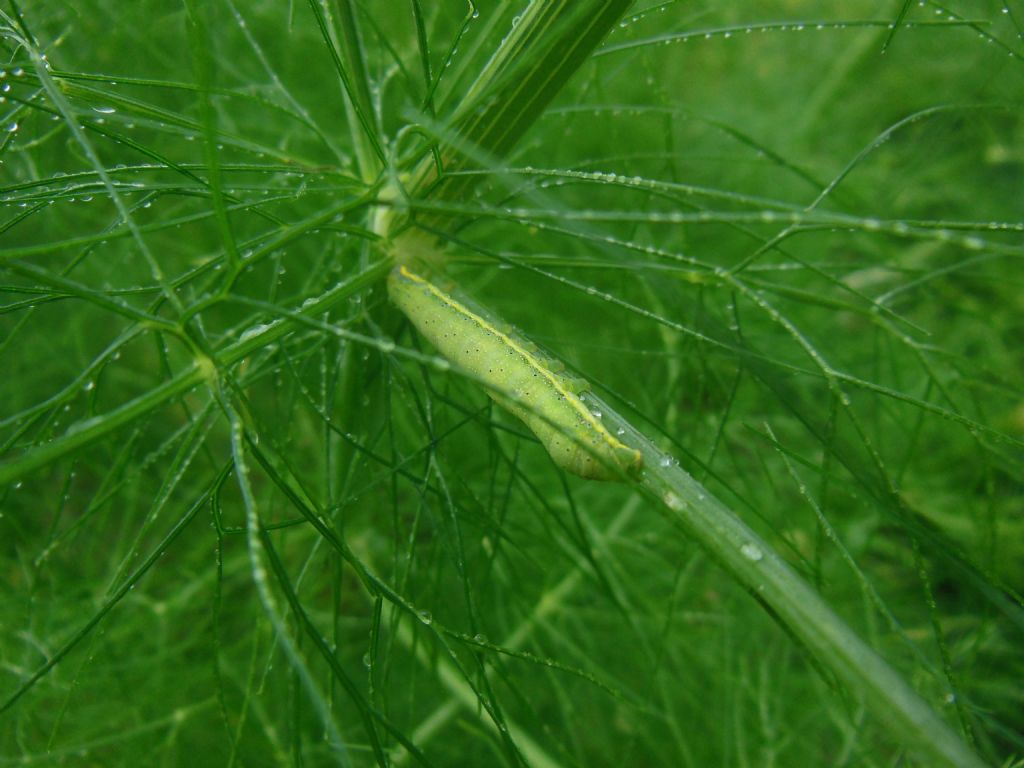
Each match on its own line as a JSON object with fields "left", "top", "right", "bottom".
{"left": 388, "top": 265, "right": 642, "bottom": 481}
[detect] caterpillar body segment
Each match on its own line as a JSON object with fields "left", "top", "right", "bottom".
{"left": 387, "top": 265, "right": 642, "bottom": 481}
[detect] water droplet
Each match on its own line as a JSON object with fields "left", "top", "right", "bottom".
{"left": 239, "top": 322, "right": 273, "bottom": 342}
{"left": 418, "top": 610, "right": 433, "bottom": 625}
{"left": 662, "top": 492, "right": 685, "bottom": 511}
{"left": 740, "top": 543, "right": 763, "bottom": 562}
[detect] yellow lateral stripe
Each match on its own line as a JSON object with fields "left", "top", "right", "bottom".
{"left": 398, "top": 266, "right": 629, "bottom": 454}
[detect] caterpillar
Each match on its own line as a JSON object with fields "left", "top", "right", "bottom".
{"left": 387, "top": 264, "right": 642, "bottom": 481}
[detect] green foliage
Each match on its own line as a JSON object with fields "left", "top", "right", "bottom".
{"left": 1, "top": 1, "right": 1022, "bottom": 766}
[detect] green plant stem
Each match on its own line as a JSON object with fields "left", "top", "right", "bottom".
{"left": 391, "top": 0, "right": 633, "bottom": 236}
{"left": 306, "top": 0, "right": 385, "bottom": 178}
{"left": 333, "top": 0, "right": 383, "bottom": 182}
{"left": 586, "top": 393, "right": 988, "bottom": 768}
{"left": 0, "top": 259, "right": 391, "bottom": 487}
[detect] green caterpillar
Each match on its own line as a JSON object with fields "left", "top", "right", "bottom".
{"left": 388, "top": 264, "right": 642, "bottom": 481}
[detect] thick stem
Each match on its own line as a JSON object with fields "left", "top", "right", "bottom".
{"left": 586, "top": 392, "right": 988, "bottom": 768}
